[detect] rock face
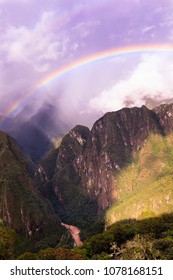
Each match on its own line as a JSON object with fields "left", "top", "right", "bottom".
{"left": 56, "top": 125, "right": 90, "bottom": 170}
{"left": 0, "top": 131, "right": 64, "bottom": 246}
{"left": 36, "top": 125, "right": 102, "bottom": 238}
{"left": 153, "top": 103, "right": 173, "bottom": 134}
{"left": 38, "top": 104, "right": 173, "bottom": 222}
{"left": 75, "top": 106, "right": 163, "bottom": 210}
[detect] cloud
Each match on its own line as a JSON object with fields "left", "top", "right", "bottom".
{"left": 0, "top": 11, "right": 68, "bottom": 72}
{"left": 72, "top": 21, "right": 100, "bottom": 39}
{"left": 88, "top": 54, "right": 173, "bottom": 114}
{"left": 1, "top": 0, "right": 173, "bottom": 122}
{"left": 141, "top": 25, "right": 155, "bottom": 33}
{"left": 0, "top": 0, "right": 30, "bottom": 4}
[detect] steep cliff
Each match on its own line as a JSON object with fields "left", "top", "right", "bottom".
{"left": 36, "top": 125, "right": 102, "bottom": 237}
{"left": 75, "top": 106, "right": 163, "bottom": 210}
{"left": 0, "top": 131, "right": 65, "bottom": 247}
{"left": 37, "top": 104, "right": 173, "bottom": 232}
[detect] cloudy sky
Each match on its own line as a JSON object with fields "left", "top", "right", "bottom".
{"left": 1, "top": 0, "right": 173, "bottom": 126}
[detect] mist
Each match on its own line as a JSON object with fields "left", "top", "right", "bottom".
{"left": 1, "top": 0, "right": 173, "bottom": 131}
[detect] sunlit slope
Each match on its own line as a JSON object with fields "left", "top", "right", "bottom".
{"left": 106, "top": 134, "right": 173, "bottom": 226}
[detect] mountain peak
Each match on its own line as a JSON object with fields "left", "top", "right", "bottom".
{"left": 153, "top": 103, "right": 173, "bottom": 134}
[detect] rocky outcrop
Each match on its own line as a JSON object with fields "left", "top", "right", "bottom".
{"left": 55, "top": 125, "right": 90, "bottom": 171}
{"left": 153, "top": 103, "right": 173, "bottom": 134}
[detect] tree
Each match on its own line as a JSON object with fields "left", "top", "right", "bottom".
{"left": 119, "top": 234, "right": 161, "bottom": 260}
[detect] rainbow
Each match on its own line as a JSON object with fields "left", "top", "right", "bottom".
{"left": 2, "top": 43, "right": 173, "bottom": 123}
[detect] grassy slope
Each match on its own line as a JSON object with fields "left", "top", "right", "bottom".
{"left": 106, "top": 133, "right": 173, "bottom": 226}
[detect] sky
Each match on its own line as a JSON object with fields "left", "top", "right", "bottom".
{"left": 1, "top": 0, "right": 173, "bottom": 127}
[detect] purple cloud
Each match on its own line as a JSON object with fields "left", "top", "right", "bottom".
{"left": 0, "top": 0, "right": 173, "bottom": 126}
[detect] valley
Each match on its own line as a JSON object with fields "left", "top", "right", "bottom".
{"left": 61, "top": 223, "right": 83, "bottom": 247}
{"left": 1, "top": 102, "right": 173, "bottom": 259}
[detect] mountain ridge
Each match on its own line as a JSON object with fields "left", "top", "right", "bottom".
{"left": 35, "top": 103, "right": 173, "bottom": 238}
{"left": 0, "top": 131, "right": 66, "bottom": 248}
{"left": 0, "top": 102, "right": 71, "bottom": 162}
{"left": 1, "top": 102, "right": 173, "bottom": 257}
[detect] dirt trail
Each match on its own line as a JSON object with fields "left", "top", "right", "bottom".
{"left": 61, "top": 222, "right": 83, "bottom": 247}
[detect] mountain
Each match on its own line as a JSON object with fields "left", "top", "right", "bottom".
{"left": 101, "top": 104, "right": 173, "bottom": 226}
{"left": 36, "top": 125, "right": 103, "bottom": 239}
{"left": 74, "top": 103, "right": 173, "bottom": 211}
{"left": 153, "top": 103, "right": 173, "bottom": 133}
{"left": 0, "top": 131, "right": 65, "bottom": 248}
{"left": 145, "top": 97, "right": 173, "bottom": 110}
{"left": 36, "top": 104, "right": 173, "bottom": 236}
{"left": 106, "top": 133, "right": 173, "bottom": 226}
{"left": 75, "top": 106, "right": 163, "bottom": 210}
{"left": 1, "top": 102, "right": 173, "bottom": 259}
{"left": 0, "top": 102, "right": 70, "bottom": 162}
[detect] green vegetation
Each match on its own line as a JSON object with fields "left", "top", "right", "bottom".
{"left": 18, "top": 247, "right": 84, "bottom": 260}
{"left": 1, "top": 130, "right": 173, "bottom": 260}
{"left": 81, "top": 213, "right": 173, "bottom": 260}
{"left": 0, "top": 226, "right": 18, "bottom": 259}
{"left": 0, "top": 131, "right": 64, "bottom": 249}
{"left": 2, "top": 128, "right": 173, "bottom": 259}
{"left": 39, "top": 148, "right": 58, "bottom": 179}
{"left": 106, "top": 134, "right": 173, "bottom": 225}
{"left": 2, "top": 213, "right": 173, "bottom": 259}
{"left": 52, "top": 163, "right": 104, "bottom": 239}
